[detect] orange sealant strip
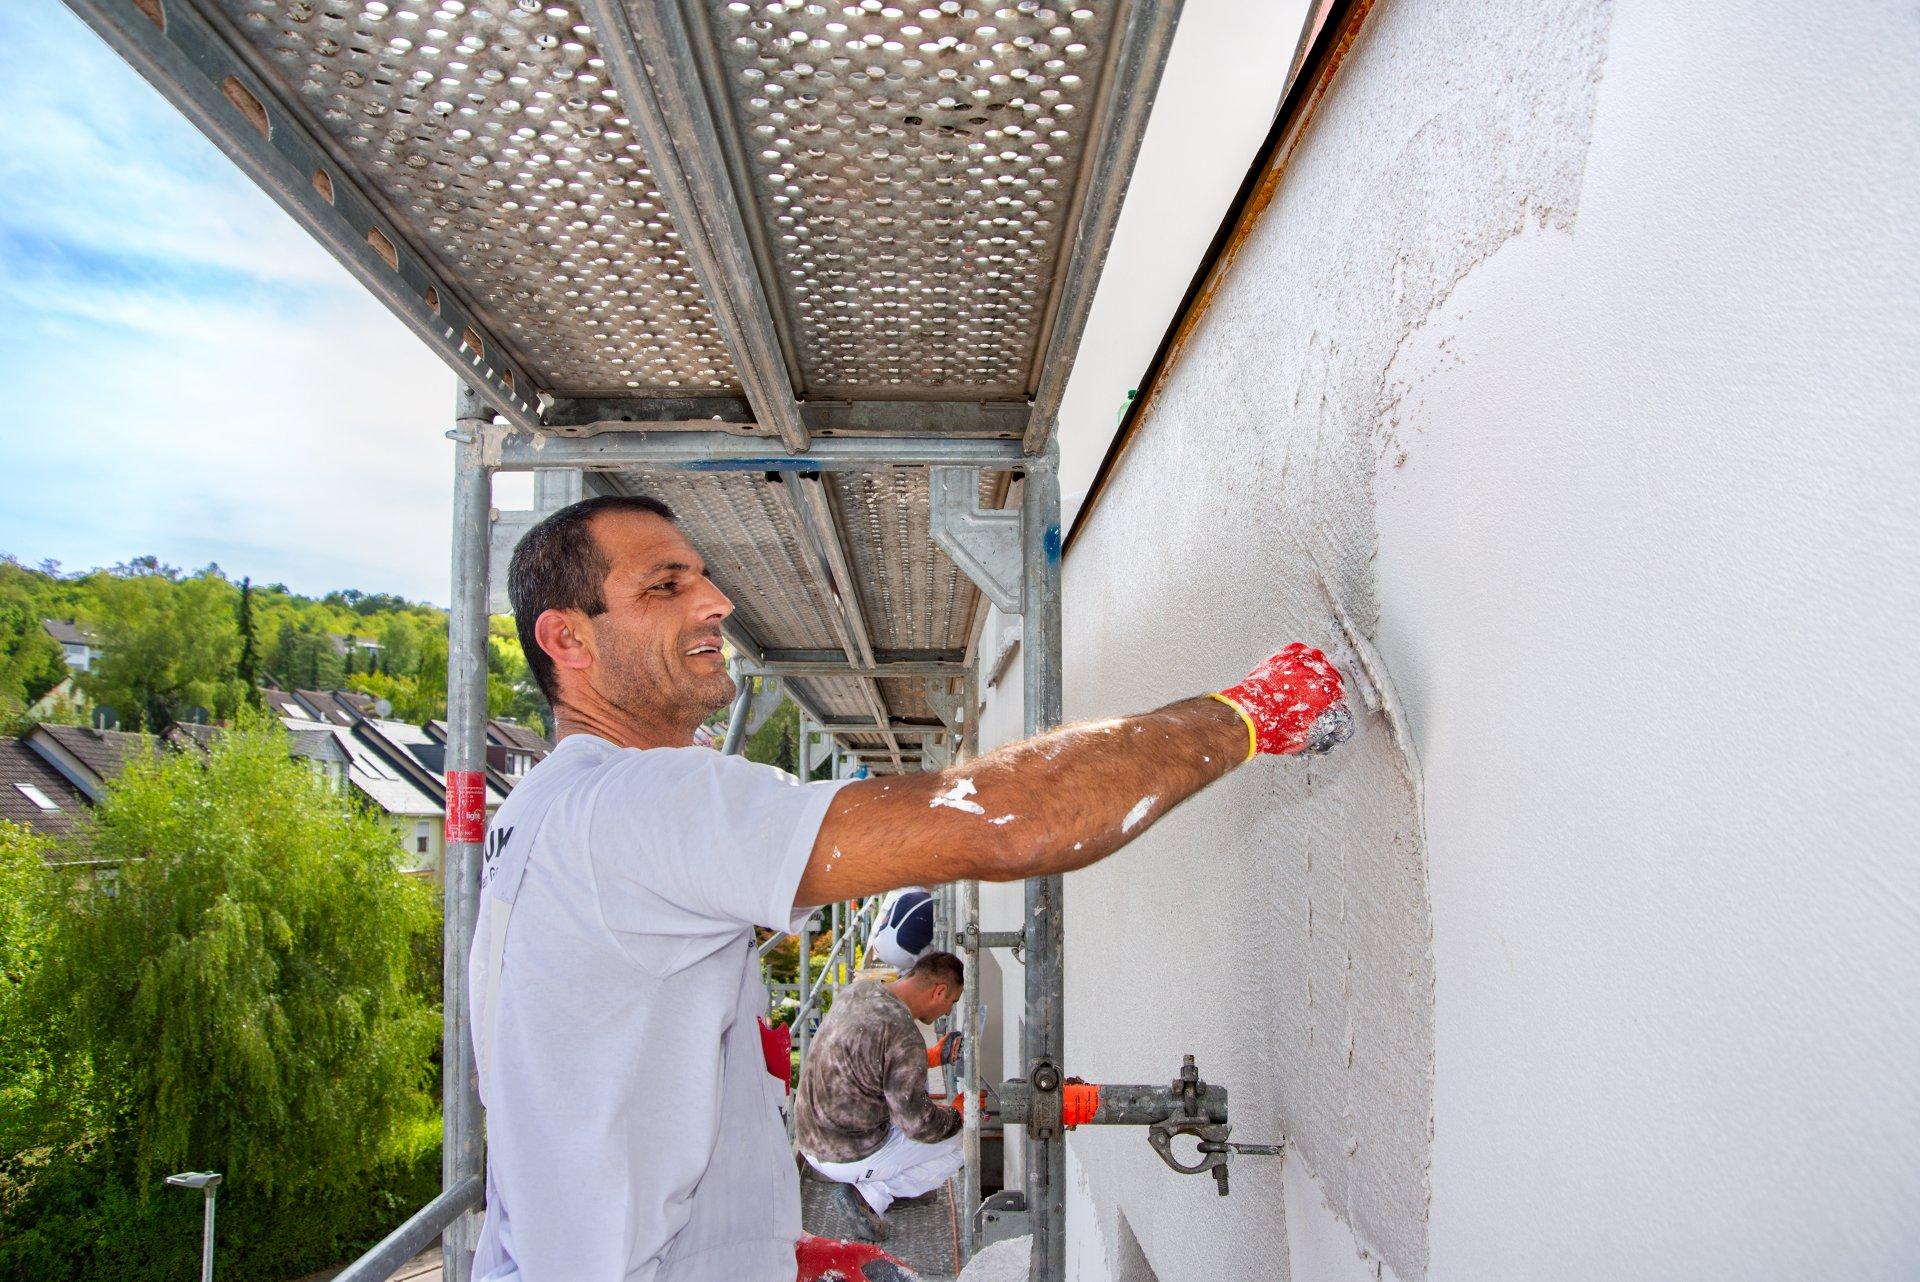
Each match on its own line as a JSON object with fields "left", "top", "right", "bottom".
{"left": 1061, "top": 1083, "right": 1101, "bottom": 1129}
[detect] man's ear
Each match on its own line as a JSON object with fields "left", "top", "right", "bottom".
{"left": 534, "top": 608, "right": 593, "bottom": 680}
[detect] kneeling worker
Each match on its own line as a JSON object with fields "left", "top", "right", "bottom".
{"left": 795, "top": 951, "right": 967, "bottom": 1240}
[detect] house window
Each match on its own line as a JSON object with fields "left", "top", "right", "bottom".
{"left": 14, "top": 783, "right": 59, "bottom": 811}
{"left": 415, "top": 820, "right": 431, "bottom": 855}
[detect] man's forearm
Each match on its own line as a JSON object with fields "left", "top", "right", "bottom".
{"left": 799, "top": 697, "right": 1246, "bottom": 904}
{"left": 956, "top": 696, "right": 1246, "bottom": 879}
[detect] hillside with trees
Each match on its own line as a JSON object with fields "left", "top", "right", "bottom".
{"left": 0, "top": 555, "right": 547, "bottom": 735}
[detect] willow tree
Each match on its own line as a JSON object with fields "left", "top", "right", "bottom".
{"left": 35, "top": 717, "right": 437, "bottom": 1196}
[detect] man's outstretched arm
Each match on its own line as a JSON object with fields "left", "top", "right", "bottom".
{"left": 796, "top": 644, "right": 1343, "bottom": 906}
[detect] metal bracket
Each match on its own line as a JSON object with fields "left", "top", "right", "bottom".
{"left": 924, "top": 679, "right": 965, "bottom": 731}
{"left": 974, "top": 1189, "right": 1030, "bottom": 1251}
{"left": 721, "top": 673, "right": 782, "bottom": 755}
{"left": 930, "top": 468, "right": 1025, "bottom": 615}
{"left": 1145, "top": 1055, "right": 1236, "bottom": 1197}
{"left": 956, "top": 925, "right": 1025, "bottom": 962}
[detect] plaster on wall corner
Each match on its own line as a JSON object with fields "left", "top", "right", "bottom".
{"left": 1367, "top": 0, "right": 1615, "bottom": 479}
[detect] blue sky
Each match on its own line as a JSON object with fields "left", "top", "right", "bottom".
{"left": 0, "top": 4, "right": 509, "bottom": 606}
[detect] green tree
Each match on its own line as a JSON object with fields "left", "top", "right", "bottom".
{"left": 0, "top": 598, "right": 67, "bottom": 731}
{"left": 29, "top": 718, "right": 437, "bottom": 1196}
{"left": 487, "top": 619, "right": 549, "bottom": 735}
{"left": 375, "top": 616, "right": 420, "bottom": 681}
{"left": 77, "top": 571, "right": 242, "bottom": 730}
{"left": 235, "top": 578, "right": 262, "bottom": 709}
{"left": 263, "top": 621, "right": 343, "bottom": 694}
{"left": 413, "top": 628, "right": 447, "bottom": 715}
{"left": 744, "top": 694, "right": 799, "bottom": 773}
{"left": 0, "top": 821, "right": 81, "bottom": 1166}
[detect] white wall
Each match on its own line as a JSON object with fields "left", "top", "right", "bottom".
{"left": 972, "top": 1, "right": 1920, "bottom": 1278}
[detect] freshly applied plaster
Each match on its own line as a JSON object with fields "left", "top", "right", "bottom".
{"left": 995, "top": 1, "right": 1615, "bottom": 1277}
{"left": 1368, "top": 4, "right": 1920, "bottom": 1276}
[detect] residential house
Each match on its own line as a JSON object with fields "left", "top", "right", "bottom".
{"left": 29, "top": 620, "right": 103, "bottom": 722}
{"left": 262, "top": 687, "right": 509, "bottom": 878}
{"left": 1, "top": 696, "right": 507, "bottom": 879}
{"left": 0, "top": 724, "right": 155, "bottom": 859}
{"left": 291, "top": 688, "right": 367, "bottom": 727}
{"left": 42, "top": 620, "right": 100, "bottom": 672}
{"left": 22, "top": 723, "right": 152, "bottom": 800}
{"left": 425, "top": 717, "right": 552, "bottom": 784}
{"left": 258, "top": 687, "right": 310, "bottom": 721}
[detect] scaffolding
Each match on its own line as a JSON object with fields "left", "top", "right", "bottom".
{"left": 63, "top": 0, "right": 1193, "bottom": 1277}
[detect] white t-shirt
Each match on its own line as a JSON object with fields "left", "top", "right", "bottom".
{"left": 467, "top": 734, "right": 849, "bottom": 1281}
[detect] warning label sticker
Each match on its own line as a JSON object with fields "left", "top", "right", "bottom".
{"left": 445, "top": 770, "right": 487, "bottom": 844}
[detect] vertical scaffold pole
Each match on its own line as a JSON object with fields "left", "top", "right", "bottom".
{"left": 957, "top": 669, "right": 983, "bottom": 1262}
{"left": 797, "top": 911, "right": 813, "bottom": 1067}
{"left": 443, "top": 382, "right": 492, "bottom": 1282}
{"left": 1020, "top": 445, "right": 1065, "bottom": 1280}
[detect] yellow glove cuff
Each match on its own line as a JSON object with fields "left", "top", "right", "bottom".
{"left": 1207, "top": 692, "right": 1259, "bottom": 762}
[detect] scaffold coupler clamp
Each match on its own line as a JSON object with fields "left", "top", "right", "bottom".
{"left": 1147, "top": 1054, "right": 1235, "bottom": 1197}
{"left": 1026, "top": 1058, "right": 1064, "bottom": 1140}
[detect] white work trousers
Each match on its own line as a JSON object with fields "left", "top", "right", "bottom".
{"left": 805, "top": 1125, "right": 964, "bottom": 1215}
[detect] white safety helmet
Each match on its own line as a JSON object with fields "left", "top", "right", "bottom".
{"left": 868, "top": 887, "right": 936, "bottom": 969}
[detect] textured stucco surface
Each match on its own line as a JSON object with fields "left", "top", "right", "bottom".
{"left": 972, "top": 0, "right": 1920, "bottom": 1277}
{"left": 1371, "top": 4, "right": 1920, "bottom": 1277}
{"left": 1012, "top": 1, "right": 1615, "bottom": 1278}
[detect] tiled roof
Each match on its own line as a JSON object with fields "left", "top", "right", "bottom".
{"left": 362, "top": 719, "right": 508, "bottom": 806}
{"left": 346, "top": 761, "right": 442, "bottom": 817}
{"left": 490, "top": 719, "right": 552, "bottom": 755}
{"left": 259, "top": 687, "right": 309, "bottom": 719}
{"left": 336, "top": 690, "right": 377, "bottom": 716}
{"left": 0, "top": 737, "right": 88, "bottom": 838}
{"left": 283, "top": 724, "right": 351, "bottom": 763}
{"left": 165, "top": 722, "right": 220, "bottom": 753}
{"left": 298, "top": 722, "right": 439, "bottom": 817}
{"left": 42, "top": 619, "right": 98, "bottom": 647}
{"left": 31, "top": 723, "right": 155, "bottom": 787}
{"left": 293, "top": 690, "right": 360, "bottom": 726}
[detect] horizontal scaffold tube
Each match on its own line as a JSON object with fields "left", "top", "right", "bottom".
{"left": 994, "top": 1080, "right": 1230, "bottom": 1128}
{"left": 484, "top": 426, "right": 1031, "bottom": 473}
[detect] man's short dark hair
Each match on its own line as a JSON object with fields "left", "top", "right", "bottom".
{"left": 508, "top": 494, "right": 677, "bottom": 704}
{"left": 902, "top": 950, "right": 964, "bottom": 992}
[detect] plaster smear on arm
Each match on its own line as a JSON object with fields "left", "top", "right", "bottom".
{"left": 1121, "top": 795, "right": 1158, "bottom": 833}
{"left": 930, "top": 777, "right": 986, "bottom": 815}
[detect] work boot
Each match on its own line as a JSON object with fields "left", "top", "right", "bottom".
{"left": 832, "top": 1182, "right": 891, "bottom": 1242}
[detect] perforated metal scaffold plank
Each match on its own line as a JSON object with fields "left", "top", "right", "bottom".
{"left": 205, "top": 0, "right": 741, "bottom": 397}
{"left": 700, "top": 0, "right": 1122, "bottom": 399}
{"left": 69, "top": 0, "right": 1180, "bottom": 771}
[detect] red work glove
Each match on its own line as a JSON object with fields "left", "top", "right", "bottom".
{"left": 1211, "top": 643, "right": 1348, "bottom": 758}
{"left": 947, "top": 1089, "right": 986, "bottom": 1116}
{"left": 926, "top": 1031, "right": 962, "bottom": 1068}
{"left": 795, "top": 1233, "right": 914, "bottom": 1281}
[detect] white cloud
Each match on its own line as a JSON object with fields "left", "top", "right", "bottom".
{"left": 0, "top": 4, "right": 460, "bottom": 604}
{"left": 0, "top": 6, "right": 348, "bottom": 292}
